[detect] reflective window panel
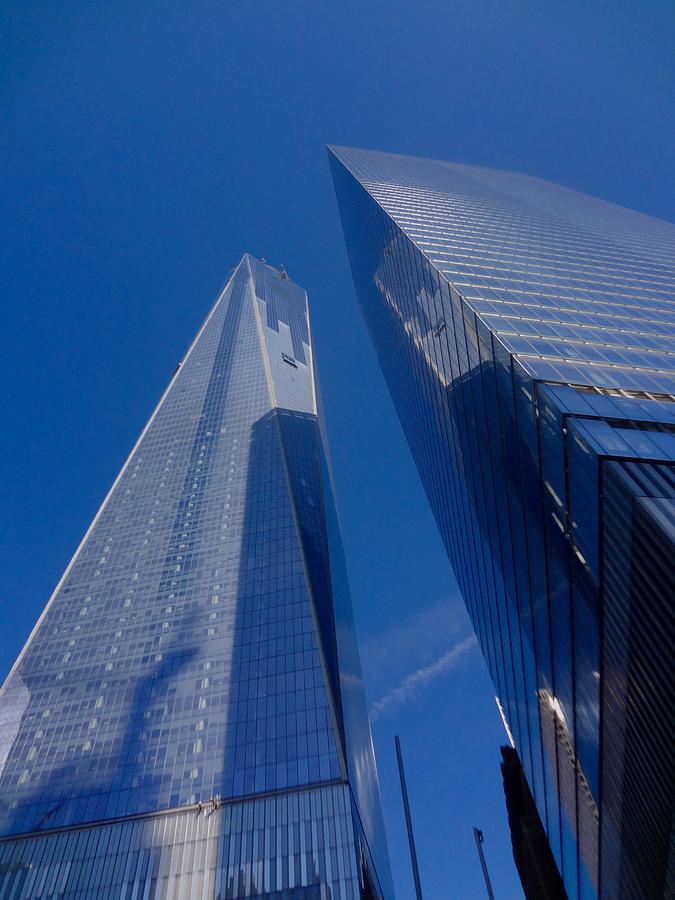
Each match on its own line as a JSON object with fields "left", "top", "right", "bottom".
{"left": 0, "top": 255, "right": 393, "bottom": 900}
{"left": 329, "top": 146, "right": 675, "bottom": 900}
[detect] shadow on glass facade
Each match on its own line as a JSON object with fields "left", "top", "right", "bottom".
{"left": 328, "top": 145, "right": 675, "bottom": 900}
{"left": 500, "top": 745, "right": 568, "bottom": 900}
{"left": 0, "top": 255, "right": 393, "bottom": 899}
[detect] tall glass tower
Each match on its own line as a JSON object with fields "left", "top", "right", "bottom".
{"left": 0, "top": 254, "right": 393, "bottom": 900}
{"left": 329, "top": 146, "right": 675, "bottom": 900}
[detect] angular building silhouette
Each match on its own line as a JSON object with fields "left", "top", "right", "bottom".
{"left": 329, "top": 146, "right": 675, "bottom": 900}
{"left": 0, "top": 255, "right": 393, "bottom": 900}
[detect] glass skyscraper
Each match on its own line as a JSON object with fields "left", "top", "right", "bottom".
{"left": 329, "top": 146, "right": 675, "bottom": 900}
{"left": 0, "top": 254, "right": 393, "bottom": 900}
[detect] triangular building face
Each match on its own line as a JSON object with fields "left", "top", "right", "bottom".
{"left": 0, "top": 255, "right": 393, "bottom": 900}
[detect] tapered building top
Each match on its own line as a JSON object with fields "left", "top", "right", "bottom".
{"left": 0, "top": 254, "right": 394, "bottom": 900}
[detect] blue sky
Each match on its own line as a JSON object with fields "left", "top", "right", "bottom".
{"left": 1, "top": 2, "right": 673, "bottom": 897}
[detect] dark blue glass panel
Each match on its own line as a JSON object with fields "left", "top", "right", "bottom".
{"left": 330, "top": 145, "right": 675, "bottom": 900}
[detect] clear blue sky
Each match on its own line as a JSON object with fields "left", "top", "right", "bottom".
{"left": 1, "top": 3, "right": 673, "bottom": 898}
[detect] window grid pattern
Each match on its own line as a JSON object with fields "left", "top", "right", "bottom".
{"left": 329, "top": 146, "right": 675, "bottom": 900}
{"left": 332, "top": 145, "right": 675, "bottom": 393}
{"left": 0, "top": 255, "right": 392, "bottom": 899}
{"left": 0, "top": 784, "right": 362, "bottom": 900}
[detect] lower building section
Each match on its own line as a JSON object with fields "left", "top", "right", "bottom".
{"left": 0, "top": 783, "right": 377, "bottom": 900}
{"left": 600, "top": 461, "right": 675, "bottom": 900}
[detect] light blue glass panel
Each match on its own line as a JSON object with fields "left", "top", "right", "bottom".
{"left": 0, "top": 255, "right": 393, "bottom": 898}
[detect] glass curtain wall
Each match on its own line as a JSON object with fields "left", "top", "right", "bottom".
{"left": 329, "top": 145, "right": 675, "bottom": 900}
{"left": 0, "top": 254, "right": 394, "bottom": 900}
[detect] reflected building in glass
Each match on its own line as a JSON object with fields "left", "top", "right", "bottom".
{"left": 0, "top": 255, "right": 393, "bottom": 900}
{"left": 329, "top": 146, "right": 675, "bottom": 900}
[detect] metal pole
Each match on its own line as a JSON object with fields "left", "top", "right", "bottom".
{"left": 473, "top": 826, "right": 496, "bottom": 900}
{"left": 394, "top": 735, "right": 423, "bottom": 900}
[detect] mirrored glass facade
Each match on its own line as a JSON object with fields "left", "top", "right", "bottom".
{"left": 0, "top": 255, "right": 393, "bottom": 900}
{"left": 329, "top": 146, "right": 675, "bottom": 900}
